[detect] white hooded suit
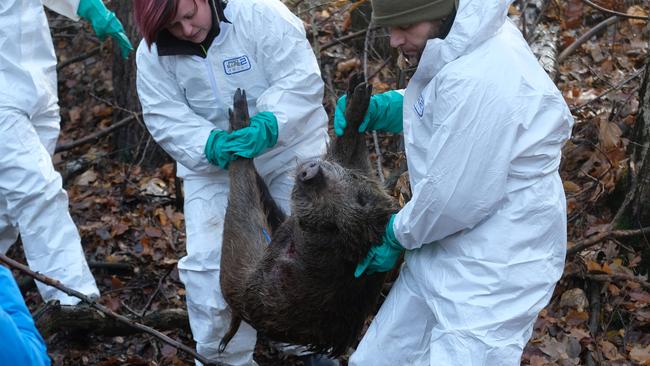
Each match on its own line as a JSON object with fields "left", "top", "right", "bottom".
{"left": 350, "top": 0, "right": 574, "bottom": 364}
{"left": 135, "top": 0, "right": 328, "bottom": 364}
{"left": 0, "top": 0, "right": 99, "bottom": 305}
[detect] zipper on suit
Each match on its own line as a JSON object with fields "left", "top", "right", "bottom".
{"left": 199, "top": 46, "right": 222, "bottom": 112}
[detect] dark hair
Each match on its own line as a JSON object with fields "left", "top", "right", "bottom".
{"left": 133, "top": 0, "right": 178, "bottom": 48}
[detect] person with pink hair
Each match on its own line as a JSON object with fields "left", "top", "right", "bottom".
{"left": 133, "top": 0, "right": 335, "bottom": 365}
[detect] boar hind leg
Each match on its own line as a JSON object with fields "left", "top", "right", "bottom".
{"left": 220, "top": 89, "right": 270, "bottom": 351}
{"left": 329, "top": 73, "right": 373, "bottom": 173}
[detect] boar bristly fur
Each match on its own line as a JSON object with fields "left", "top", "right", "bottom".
{"left": 220, "top": 74, "right": 398, "bottom": 356}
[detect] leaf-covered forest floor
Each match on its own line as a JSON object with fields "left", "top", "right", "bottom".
{"left": 7, "top": 1, "right": 650, "bottom": 365}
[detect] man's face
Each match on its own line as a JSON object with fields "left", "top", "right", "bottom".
{"left": 167, "top": 0, "right": 213, "bottom": 43}
{"left": 389, "top": 20, "right": 443, "bottom": 64}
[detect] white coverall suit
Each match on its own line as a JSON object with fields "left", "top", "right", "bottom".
{"left": 135, "top": 0, "right": 328, "bottom": 364}
{"left": 0, "top": 0, "right": 99, "bottom": 305}
{"left": 350, "top": 0, "right": 574, "bottom": 364}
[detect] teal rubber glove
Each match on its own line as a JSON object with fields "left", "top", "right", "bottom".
{"left": 355, "top": 214, "right": 405, "bottom": 277}
{"left": 77, "top": 0, "right": 134, "bottom": 59}
{"left": 334, "top": 90, "right": 404, "bottom": 136}
{"left": 205, "top": 111, "right": 279, "bottom": 169}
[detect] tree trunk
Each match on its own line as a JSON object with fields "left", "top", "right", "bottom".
{"left": 111, "top": 0, "right": 168, "bottom": 167}
{"left": 624, "top": 25, "right": 650, "bottom": 274}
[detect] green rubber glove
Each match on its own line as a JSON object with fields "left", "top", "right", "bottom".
{"left": 77, "top": 0, "right": 134, "bottom": 59}
{"left": 355, "top": 214, "right": 405, "bottom": 277}
{"left": 205, "top": 111, "right": 279, "bottom": 169}
{"left": 334, "top": 90, "right": 404, "bottom": 136}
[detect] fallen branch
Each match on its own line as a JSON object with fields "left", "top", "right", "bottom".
{"left": 87, "top": 261, "right": 134, "bottom": 274}
{"left": 567, "top": 225, "right": 650, "bottom": 255}
{"left": 580, "top": 0, "right": 649, "bottom": 20}
{"left": 55, "top": 113, "right": 141, "bottom": 154}
{"left": 36, "top": 305, "right": 190, "bottom": 337}
{"left": 565, "top": 271, "right": 650, "bottom": 291}
{"left": 320, "top": 29, "right": 370, "bottom": 51}
{"left": 57, "top": 46, "right": 101, "bottom": 71}
{"left": 558, "top": 16, "right": 620, "bottom": 63}
{"left": 570, "top": 68, "right": 645, "bottom": 112}
{"left": 0, "top": 253, "right": 227, "bottom": 366}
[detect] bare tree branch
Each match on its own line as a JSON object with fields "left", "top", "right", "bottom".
{"left": 568, "top": 226, "right": 650, "bottom": 255}
{"left": 0, "top": 253, "right": 228, "bottom": 366}
{"left": 580, "top": 0, "right": 649, "bottom": 20}
{"left": 55, "top": 113, "right": 141, "bottom": 153}
{"left": 559, "top": 16, "right": 620, "bottom": 63}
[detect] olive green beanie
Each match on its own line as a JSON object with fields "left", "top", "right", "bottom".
{"left": 371, "top": 0, "right": 457, "bottom": 27}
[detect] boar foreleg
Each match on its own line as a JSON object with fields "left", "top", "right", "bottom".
{"left": 219, "top": 89, "right": 273, "bottom": 352}
{"left": 328, "top": 73, "right": 373, "bottom": 174}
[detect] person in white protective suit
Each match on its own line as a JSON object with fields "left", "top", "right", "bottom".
{"left": 333, "top": 0, "right": 575, "bottom": 365}
{"left": 133, "top": 0, "right": 337, "bottom": 365}
{"left": 0, "top": 0, "right": 132, "bottom": 305}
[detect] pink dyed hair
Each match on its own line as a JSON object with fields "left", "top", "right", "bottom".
{"left": 133, "top": 0, "right": 178, "bottom": 48}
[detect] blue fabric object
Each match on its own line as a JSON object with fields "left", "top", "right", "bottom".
{"left": 0, "top": 266, "right": 50, "bottom": 366}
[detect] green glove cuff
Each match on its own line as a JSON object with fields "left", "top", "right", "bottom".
{"left": 354, "top": 214, "right": 404, "bottom": 278}
{"left": 204, "top": 112, "right": 279, "bottom": 169}
{"left": 333, "top": 90, "right": 404, "bottom": 137}
{"left": 232, "top": 111, "right": 279, "bottom": 159}
{"left": 77, "top": 0, "right": 134, "bottom": 59}
{"left": 362, "top": 90, "right": 404, "bottom": 133}
{"left": 383, "top": 214, "right": 403, "bottom": 250}
{"left": 205, "top": 129, "right": 232, "bottom": 168}
{"left": 333, "top": 95, "right": 349, "bottom": 137}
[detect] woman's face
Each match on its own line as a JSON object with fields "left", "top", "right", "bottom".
{"left": 166, "top": 0, "right": 213, "bottom": 43}
{"left": 389, "top": 20, "right": 443, "bottom": 64}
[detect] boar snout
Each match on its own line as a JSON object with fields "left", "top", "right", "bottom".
{"left": 297, "top": 160, "right": 322, "bottom": 183}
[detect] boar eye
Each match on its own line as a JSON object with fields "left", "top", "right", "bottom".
{"left": 356, "top": 192, "right": 367, "bottom": 206}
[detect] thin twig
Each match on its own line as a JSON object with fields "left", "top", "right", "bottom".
{"left": 361, "top": 20, "right": 385, "bottom": 183}
{"left": 580, "top": 0, "right": 649, "bottom": 20}
{"left": 55, "top": 113, "right": 140, "bottom": 153}
{"left": 367, "top": 57, "right": 392, "bottom": 82}
{"left": 567, "top": 226, "right": 650, "bottom": 255}
{"left": 611, "top": 160, "right": 639, "bottom": 226}
{"left": 565, "top": 272, "right": 650, "bottom": 290}
{"left": 140, "top": 266, "right": 174, "bottom": 318}
{"left": 558, "top": 16, "right": 620, "bottom": 63}
{"left": 57, "top": 46, "right": 101, "bottom": 71}
{"left": 570, "top": 68, "right": 645, "bottom": 112}
{"left": 320, "top": 29, "right": 370, "bottom": 51}
{"left": 0, "top": 254, "right": 226, "bottom": 366}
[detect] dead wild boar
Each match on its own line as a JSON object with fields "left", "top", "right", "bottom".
{"left": 220, "top": 74, "right": 398, "bottom": 356}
